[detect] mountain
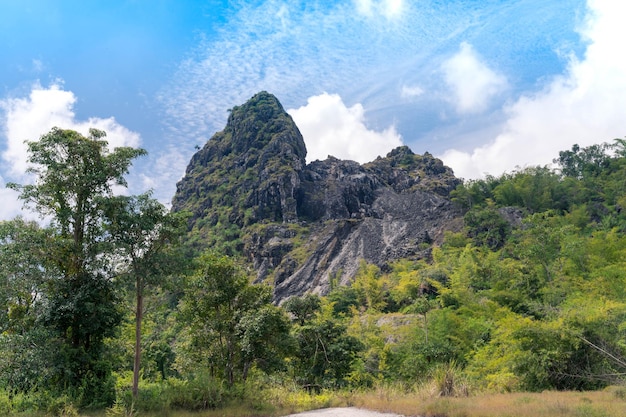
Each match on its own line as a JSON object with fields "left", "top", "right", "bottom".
{"left": 172, "top": 91, "right": 464, "bottom": 301}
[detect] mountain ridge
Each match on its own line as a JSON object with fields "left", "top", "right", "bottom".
{"left": 172, "top": 91, "right": 463, "bottom": 300}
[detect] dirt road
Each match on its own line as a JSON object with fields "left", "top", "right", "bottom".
{"left": 284, "top": 407, "right": 404, "bottom": 417}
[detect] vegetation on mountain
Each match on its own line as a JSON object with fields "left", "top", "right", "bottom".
{"left": 1, "top": 94, "right": 626, "bottom": 416}
{"left": 172, "top": 91, "right": 307, "bottom": 255}
{"left": 172, "top": 92, "right": 462, "bottom": 300}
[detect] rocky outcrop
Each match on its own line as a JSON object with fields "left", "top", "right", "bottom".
{"left": 172, "top": 92, "right": 464, "bottom": 301}
{"left": 273, "top": 189, "right": 461, "bottom": 300}
{"left": 172, "top": 91, "right": 306, "bottom": 228}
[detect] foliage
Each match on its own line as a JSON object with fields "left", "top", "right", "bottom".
{"left": 4, "top": 133, "right": 626, "bottom": 413}
{"left": 177, "top": 252, "right": 292, "bottom": 385}
{"left": 104, "top": 192, "right": 187, "bottom": 398}
{"left": 464, "top": 207, "right": 511, "bottom": 250}
{"left": 3, "top": 127, "right": 145, "bottom": 406}
{"left": 0, "top": 218, "right": 56, "bottom": 391}
{"left": 290, "top": 314, "right": 363, "bottom": 389}
{"left": 284, "top": 294, "right": 321, "bottom": 325}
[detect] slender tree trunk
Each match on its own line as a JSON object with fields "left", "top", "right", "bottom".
{"left": 242, "top": 361, "right": 250, "bottom": 381}
{"left": 132, "top": 276, "right": 143, "bottom": 400}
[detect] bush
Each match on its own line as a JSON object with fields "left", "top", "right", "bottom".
{"left": 431, "top": 361, "right": 468, "bottom": 397}
{"left": 113, "top": 371, "right": 167, "bottom": 412}
{"left": 0, "top": 391, "right": 11, "bottom": 416}
{"left": 46, "top": 395, "right": 79, "bottom": 417}
{"left": 165, "top": 374, "right": 226, "bottom": 410}
{"left": 106, "top": 398, "right": 136, "bottom": 417}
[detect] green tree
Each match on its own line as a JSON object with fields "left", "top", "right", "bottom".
{"left": 351, "top": 261, "right": 387, "bottom": 312}
{"left": 104, "top": 193, "right": 187, "bottom": 399}
{"left": 291, "top": 316, "right": 363, "bottom": 389}
{"left": 555, "top": 143, "right": 612, "bottom": 179}
{"left": 8, "top": 127, "right": 146, "bottom": 404}
{"left": 492, "top": 167, "right": 569, "bottom": 213}
{"left": 0, "top": 218, "right": 56, "bottom": 391}
{"left": 283, "top": 294, "right": 321, "bottom": 325}
{"left": 237, "top": 304, "right": 293, "bottom": 379}
{"left": 0, "top": 218, "right": 52, "bottom": 335}
{"left": 450, "top": 176, "right": 500, "bottom": 210}
{"left": 178, "top": 252, "right": 289, "bottom": 386}
{"left": 464, "top": 207, "right": 510, "bottom": 250}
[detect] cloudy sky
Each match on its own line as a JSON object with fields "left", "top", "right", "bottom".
{"left": 1, "top": 0, "right": 625, "bottom": 220}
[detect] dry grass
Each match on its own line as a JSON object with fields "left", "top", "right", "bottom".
{"left": 71, "top": 386, "right": 626, "bottom": 417}
{"left": 350, "top": 385, "right": 626, "bottom": 417}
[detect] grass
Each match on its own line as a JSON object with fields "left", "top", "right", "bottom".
{"left": 6, "top": 385, "right": 626, "bottom": 417}
{"left": 97, "top": 385, "right": 626, "bottom": 417}
{"left": 349, "top": 385, "right": 626, "bottom": 417}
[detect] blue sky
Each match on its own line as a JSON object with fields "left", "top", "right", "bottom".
{"left": 1, "top": 0, "right": 625, "bottom": 220}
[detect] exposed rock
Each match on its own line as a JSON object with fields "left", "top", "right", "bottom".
{"left": 172, "top": 91, "right": 305, "bottom": 232}
{"left": 498, "top": 207, "right": 524, "bottom": 228}
{"left": 273, "top": 188, "right": 460, "bottom": 300}
{"left": 365, "top": 145, "right": 460, "bottom": 196}
{"left": 172, "top": 92, "right": 464, "bottom": 301}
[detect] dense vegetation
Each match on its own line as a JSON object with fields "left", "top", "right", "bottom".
{"left": 1, "top": 127, "right": 626, "bottom": 416}
{"left": 171, "top": 91, "right": 308, "bottom": 255}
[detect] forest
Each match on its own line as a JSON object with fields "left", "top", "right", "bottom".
{"left": 1, "top": 127, "right": 626, "bottom": 416}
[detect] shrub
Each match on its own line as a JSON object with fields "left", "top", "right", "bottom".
{"left": 0, "top": 391, "right": 11, "bottom": 416}
{"left": 46, "top": 395, "right": 79, "bottom": 417}
{"left": 165, "top": 374, "right": 226, "bottom": 410}
{"left": 431, "top": 361, "right": 468, "bottom": 397}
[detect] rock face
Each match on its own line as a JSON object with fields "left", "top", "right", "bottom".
{"left": 172, "top": 92, "right": 464, "bottom": 301}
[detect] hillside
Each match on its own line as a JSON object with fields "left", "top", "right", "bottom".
{"left": 3, "top": 98, "right": 626, "bottom": 415}
{"left": 172, "top": 91, "right": 463, "bottom": 300}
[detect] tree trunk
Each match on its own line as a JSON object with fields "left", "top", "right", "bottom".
{"left": 242, "top": 361, "right": 250, "bottom": 381}
{"left": 132, "top": 276, "right": 143, "bottom": 400}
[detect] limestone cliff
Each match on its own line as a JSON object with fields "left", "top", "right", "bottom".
{"left": 172, "top": 92, "right": 463, "bottom": 301}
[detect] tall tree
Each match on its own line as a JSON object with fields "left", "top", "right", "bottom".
{"left": 104, "top": 193, "right": 187, "bottom": 399}
{"left": 8, "top": 127, "right": 146, "bottom": 403}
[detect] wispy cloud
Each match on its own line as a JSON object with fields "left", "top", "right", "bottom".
{"left": 159, "top": 0, "right": 582, "bottom": 170}
{"left": 288, "top": 92, "right": 403, "bottom": 163}
{"left": 138, "top": 145, "right": 189, "bottom": 208}
{"left": 441, "top": 0, "right": 626, "bottom": 179}
{"left": 156, "top": 0, "right": 461, "bottom": 143}
{"left": 401, "top": 85, "right": 424, "bottom": 99}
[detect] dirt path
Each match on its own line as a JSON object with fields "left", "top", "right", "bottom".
{"left": 283, "top": 407, "right": 404, "bottom": 417}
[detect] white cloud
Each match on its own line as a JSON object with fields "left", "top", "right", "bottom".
{"left": 442, "top": 42, "right": 508, "bottom": 114}
{"left": 139, "top": 145, "right": 189, "bottom": 208}
{"left": 288, "top": 92, "right": 403, "bottom": 163}
{"left": 0, "top": 178, "right": 36, "bottom": 221}
{"left": 1, "top": 83, "right": 141, "bottom": 179}
{"left": 441, "top": 0, "right": 626, "bottom": 179}
{"left": 0, "top": 83, "right": 142, "bottom": 220}
{"left": 401, "top": 84, "right": 424, "bottom": 99}
{"left": 355, "top": 0, "right": 403, "bottom": 18}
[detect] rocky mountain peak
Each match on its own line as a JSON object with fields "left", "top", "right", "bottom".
{"left": 172, "top": 92, "right": 464, "bottom": 300}
{"left": 225, "top": 91, "right": 307, "bottom": 160}
{"left": 171, "top": 91, "right": 307, "bottom": 253}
